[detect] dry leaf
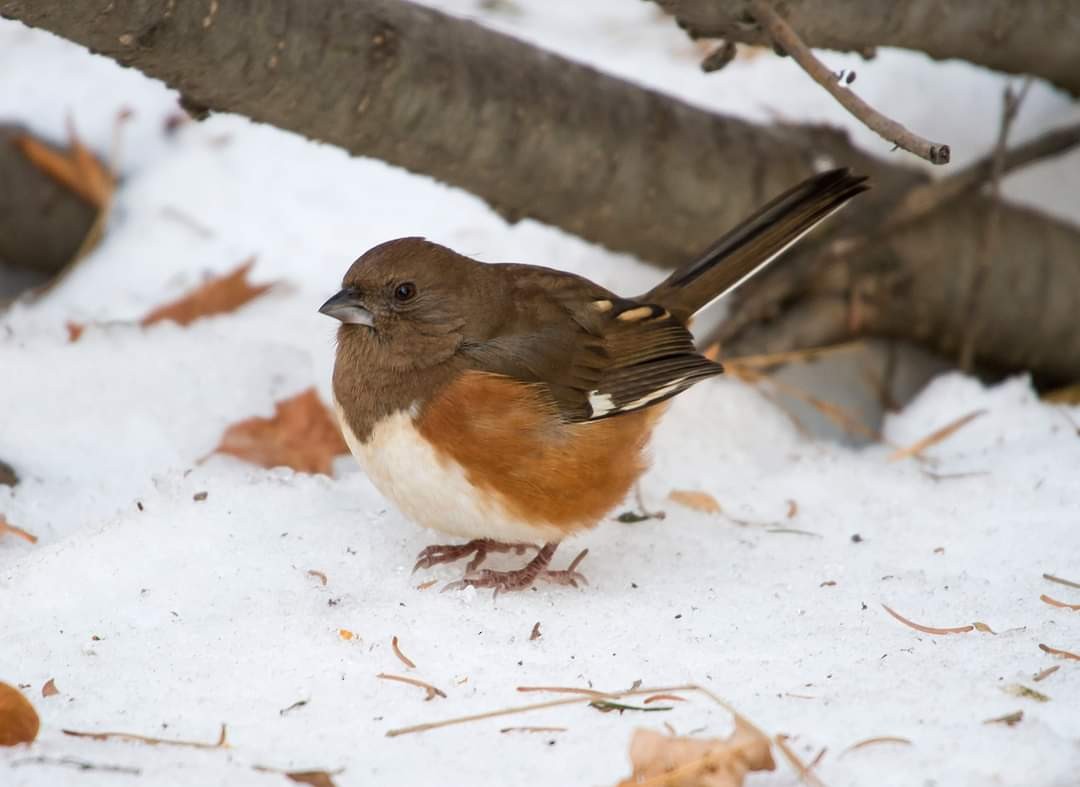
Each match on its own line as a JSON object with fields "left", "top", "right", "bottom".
{"left": 1038, "top": 643, "right": 1080, "bottom": 661}
{"left": 668, "top": 490, "right": 722, "bottom": 514}
{"left": 1040, "top": 594, "right": 1080, "bottom": 611}
{"left": 617, "top": 717, "right": 775, "bottom": 787}
{"left": 529, "top": 622, "right": 542, "bottom": 641}
{"left": 338, "top": 629, "right": 355, "bottom": 641}
{"left": 285, "top": 771, "right": 339, "bottom": 787}
{"left": 141, "top": 258, "right": 274, "bottom": 327}
{"left": 0, "top": 682, "right": 40, "bottom": 746}
{"left": 13, "top": 125, "right": 114, "bottom": 209}
{"left": 41, "top": 679, "right": 59, "bottom": 698}
{"left": 213, "top": 388, "right": 348, "bottom": 475}
{"left": 0, "top": 514, "right": 37, "bottom": 544}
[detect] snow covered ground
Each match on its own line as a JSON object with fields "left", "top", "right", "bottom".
{"left": 2, "top": 2, "right": 1079, "bottom": 785}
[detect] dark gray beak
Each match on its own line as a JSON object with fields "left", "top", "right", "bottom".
{"left": 319, "top": 288, "right": 374, "bottom": 326}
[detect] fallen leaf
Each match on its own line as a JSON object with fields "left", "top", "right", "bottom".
{"left": 0, "top": 514, "right": 37, "bottom": 544}
{"left": 616, "top": 716, "right": 775, "bottom": 787}
{"left": 1033, "top": 665, "right": 1060, "bottom": 682}
{"left": 306, "top": 570, "right": 328, "bottom": 586}
{"left": 253, "top": 766, "right": 342, "bottom": 787}
{"left": 284, "top": 770, "right": 339, "bottom": 787}
{"left": 0, "top": 683, "right": 40, "bottom": 746}
{"left": 338, "top": 629, "right": 355, "bottom": 641}
{"left": 1004, "top": 684, "right": 1050, "bottom": 703}
{"left": 983, "top": 711, "right": 1023, "bottom": 726}
{"left": 668, "top": 490, "right": 722, "bottom": 514}
{"left": 141, "top": 258, "right": 274, "bottom": 327}
{"left": 972, "top": 622, "right": 997, "bottom": 634}
{"left": 785, "top": 499, "right": 798, "bottom": 518}
{"left": 529, "top": 622, "right": 542, "bottom": 641}
{"left": 212, "top": 388, "right": 348, "bottom": 475}
{"left": 41, "top": 679, "right": 58, "bottom": 698}
{"left": 888, "top": 409, "right": 986, "bottom": 461}
{"left": 13, "top": 123, "right": 114, "bottom": 209}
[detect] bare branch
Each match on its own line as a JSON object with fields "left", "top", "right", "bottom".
{"left": 747, "top": 0, "right": 950, "bottom": 165}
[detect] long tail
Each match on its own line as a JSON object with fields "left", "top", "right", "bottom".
{"left": 642, "top": 168, "right": 868, "bottom": 321}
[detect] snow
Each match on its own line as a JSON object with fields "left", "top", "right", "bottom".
{"left": 2, "top": 2, "right": 1079, "bottom": 786}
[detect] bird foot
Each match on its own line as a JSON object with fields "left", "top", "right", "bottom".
{"left": 443, "top": 547, "right": 589, "bottom": 595}
{"left": 413, "top": 539, "right": 539, "bottom": 574}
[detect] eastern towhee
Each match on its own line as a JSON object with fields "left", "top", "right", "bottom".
{"left": 321, "top": 169, "right": 867, "bottom": 592}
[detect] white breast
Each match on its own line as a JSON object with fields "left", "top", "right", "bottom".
{"left": 333, "top": 399, "right": 564, "bottom": 543}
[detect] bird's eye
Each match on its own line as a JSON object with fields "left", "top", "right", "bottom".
{"left": 394, "top": 282, "right": 417, "bottom": 302}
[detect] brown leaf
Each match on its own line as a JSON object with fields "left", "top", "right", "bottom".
{"left": 1040, "top": 594, "right": 1080, "bottom": 611}
{"left": 0, "top": 682, "right": 40, "bottom": 746}
{"left": 13, "top": 124, "right": 114, "bottom": 209}
{"left": 212, "top": 388, "right": 348, "bottom": 475}
{"left": 0, "top": 514, "right": 37, "bottom": 544}
{"left": 41, "top": 679, "right": 59, "bottom": 698}
{"left": 140, "top": 258, "right": 274, "bottom": 327}
{"left": 617, "top": 717, "right": 775, "bottom": 787}
{"left": 285, "top": 771, "right": 339, "bottom": 787}
{"left": 668, "top": 490, "right": 722, "bottom": 514}
{"left": 1039, "top": 643, "right": 1080, "bottom": 661}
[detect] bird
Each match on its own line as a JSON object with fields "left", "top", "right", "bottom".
{"left": 321, "top": 168, "right": 867, "bottom": 592}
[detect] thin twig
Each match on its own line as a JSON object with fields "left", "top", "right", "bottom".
{"left": 11, "top": 756, "right": 141, "bottom": 775}
{"left": 386, "top": 683, "right": 751, "bottom": 738}
{"left": 959, "top": 78, "right": 1032, "bottom": 370}
{"left": 887, "top": 409, "right": 985, "bottom": 462}
{"left": 1043, "top": 573, "right": 1080, "bottom": 590}
{"left": 774, "top": 735, "right": 829, "bottom": 787}
{"left": 1040, "top": 594, "right": 1080, "bottom": 611}
{"left": 748, "top": 0, "right": 948, "bottom": 164}
{"left": 839, "top": 736, "right": 913, "bottom": 756}
{"left": 888, "top": 121, "right": 1080, "bottom": 231}
{"left": 516, "top": 685, "right": 609, "bottom": 698}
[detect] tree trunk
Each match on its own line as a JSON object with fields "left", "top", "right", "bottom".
{"left": 2, "top": 0, "right": 1078, "bottom": 382}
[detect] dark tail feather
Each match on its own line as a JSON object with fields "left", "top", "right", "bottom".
{"left": 642, "top": 168, "right": 868, "bottom": 321}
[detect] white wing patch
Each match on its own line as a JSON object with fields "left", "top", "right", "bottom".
{"left": 587, "top": 376, "right": 689, "bottom": 419}
{"left": 587, "top": 390, "right": 616, "bottom": 418}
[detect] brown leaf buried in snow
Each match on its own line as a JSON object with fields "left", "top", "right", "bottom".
{"left": 617, "top": 717, "right": 774, "bottom": 787}
{"left": 213, "top": 388, "right": 348, "bottom": 476}
{"left": 13, "top": 123, "right": 114, "bottom": 209}
{"left": 41, "top": 679, "right": 59, "bottom": 698}
{"left": 284, "top": 771, "right": 339, "bottom": 787}
{"left": 140, "top": 258, "right": 274, "bottom": 327}
{"left": 0, "top": 682, "right": 40, "bottom": 746}
{"left": 0, "top": 514, "right": 37, "bottom": 544}
{"left": 668, "top": 490, "right": 722, "bottom": 514}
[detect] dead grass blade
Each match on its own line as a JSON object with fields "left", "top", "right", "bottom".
{"left": 888, "top": 409, "right": 986, "bottom": 461}
{"left": 881, "top": 604, "right": 975, "bottom": 635}
{"left": 499, "top": 726, "right": 567, "bottom": 734}
{"left": 1038, "top": 643, "right": 1080, "bottom": 661}
{"left": 62, "top": 723, "right": 227, "bottom": 749}
{"left": 839, "top": 736, "right": 913, "bottom": 756}
{"left": 386, "top": 683, "right": 748, "bottom": 738}
{"left": 724, "top": 341, "right": 862, "bottom": 370}
{"left": 376, "top": 673, "right": 445, "bottom": 701}
{"left": 983, "top": 711, "right": 1023, "bottom": 726}
{"left": 516, "top": 685, "right": 608, "bottom": 699}
{"left": 1039, "top": 594, "right": 1080, "bottom": 611}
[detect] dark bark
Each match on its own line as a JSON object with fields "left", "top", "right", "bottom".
{"left": 0, "top": 126, "right": 96, "bottom": 275}
{"left": 656, "top": 0, "right": 1080, "bottom": 97}
{"left": 2, "top": 0, "right": 1079, "bottom": 382}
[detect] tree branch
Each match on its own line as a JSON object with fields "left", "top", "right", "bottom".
{"left": 656, "top": 0, "right": 1080, "bottom": 97}
{"left": 748, "top": 0, "right": 949, "bottom": 165}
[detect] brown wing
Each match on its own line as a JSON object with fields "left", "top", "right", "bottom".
{"left": 459, "top": 266, "right": 722, "bottom": 423}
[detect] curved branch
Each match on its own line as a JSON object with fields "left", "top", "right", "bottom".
{"left": 656, "top": 0, "right": 1080, "bottom": 97}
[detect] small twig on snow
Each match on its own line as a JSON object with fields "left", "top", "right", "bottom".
{"left": 748, "top": 0, "right": 949, "bottom": 165}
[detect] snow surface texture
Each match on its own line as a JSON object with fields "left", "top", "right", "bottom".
{"left": 2, "top": 2, "right": 1079, "bottom": 785}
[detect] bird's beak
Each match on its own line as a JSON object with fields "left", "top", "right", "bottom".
{"left": 319, "top": 288, "right": 374, "bottom": 327}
